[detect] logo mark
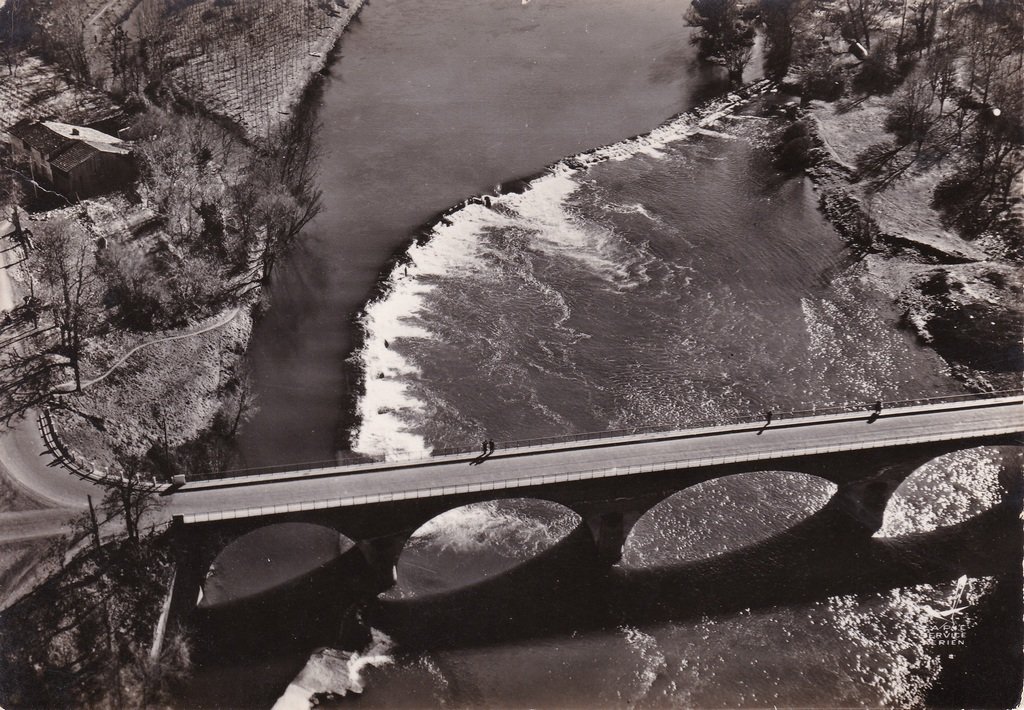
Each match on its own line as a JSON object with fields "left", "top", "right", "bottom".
{"left": 921, "top": 575, "right": 970, "bottom": 625}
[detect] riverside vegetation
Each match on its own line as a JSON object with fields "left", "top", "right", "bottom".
{"left": 0, "top": 0, "right": 354, "bottom": 705}
{"left": 690, "top": 0, "right": 1022, "bottom": 386}
{"left": 0, "top": 0, "right": 338, "bottom": 480}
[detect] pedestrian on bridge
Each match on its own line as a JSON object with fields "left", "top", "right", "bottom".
{"left": 470, "top": 439, "right": 492, "bottom": 466}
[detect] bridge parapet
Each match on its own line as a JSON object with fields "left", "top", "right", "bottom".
{"left": 176, "top": 414, "right": 1021, "bottom": 526}
{"left": 180, "top": 391, "right": 1021, "bottom": 485}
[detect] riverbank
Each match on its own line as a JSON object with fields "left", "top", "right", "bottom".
{"left": 804, "top": 97, "right": 1023, "bottom": 391}
{"left": 140, "top": 0, "right": 367, "bottom": 140}
{"left": 0, "top": 0, "right": 368, "bottom": 600}
{"left": 28, "top": 0, "right": 369, "bottom": 476}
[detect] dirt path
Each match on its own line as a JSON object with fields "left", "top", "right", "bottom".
{"left": 55, "top": 306, "right": 242, "bottom": 392}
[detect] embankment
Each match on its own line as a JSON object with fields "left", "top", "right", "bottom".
{"left": 45, "top": 0, "right": 370, "bottom": 476}
{"left": 802, "top": 99, "right": 1023, "bottom": 390}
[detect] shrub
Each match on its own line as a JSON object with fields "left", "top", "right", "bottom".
{"left": 776, "top": 135, "right": 814, "bottom": 171}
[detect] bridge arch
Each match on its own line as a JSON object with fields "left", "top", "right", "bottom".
{"left": 199, "top": 522, "right": 360, "bottom": 610}
{"left": 874, "top": 444, "right": 1021, "bottom": 539}
{"left": 618, "top": 470, "right": 838, "bottom": 569}
{"left": 193, "top": 522, "right": 367, "bottom": 656}
{"left": 388, "top": 497, "right": 589, "bottom": 595}
{"left": 373, "top": 497, "right": 600, "bottom": 645}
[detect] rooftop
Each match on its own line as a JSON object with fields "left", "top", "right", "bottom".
{"left": 41, "top": 121, "right": 123, "bottom": 146}
{"left": 50, "top": 142, "right": 100, "bottom": 173}
{"left": 8, "top": 119, "right": 74, "bottom": 157}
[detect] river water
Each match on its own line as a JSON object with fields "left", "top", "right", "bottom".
{"left": 238, "top": 0, "right": 729, "bottom": 467}
{"left": 224, "top": 0, "right": 1022, "bottom": 707}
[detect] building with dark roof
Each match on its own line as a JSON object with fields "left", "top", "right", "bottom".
{"left": 7, "top": 119, "right": 134, "bottom": 199}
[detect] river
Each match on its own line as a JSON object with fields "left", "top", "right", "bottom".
{"left": 237, "top": 0, "right": 730, "bottom": 467}
{"left": 219, "top": 0, "right": 1021, "bottom": 707}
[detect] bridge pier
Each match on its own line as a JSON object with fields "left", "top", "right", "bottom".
{"left": 357, "top": 534, "right": 410, "bottom": 590}
{"left": 586, "top": 510, "right": 642, "bottom": 565}
{"left": 827, "top": 453, "right": 942, "bottom": 533}
{"left": 829, "top": 480, "right": 894, "bottom": 533}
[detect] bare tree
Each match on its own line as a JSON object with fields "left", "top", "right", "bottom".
{"left": 686, "top": 0, "right": 755, "bottom": 83}
{"left": 759, "top": 0, "right": 811, "bottom": 78}
{"left": 99, "top": 452, "right": 164, "bottom": 545}
{"left": 843, "top": 0, "right": 884, "bottom": 51}
{"left": 30, "top": 218, "right": 101, "bottom": 392}
{"left": 910, "top": 0, "right": 942, "bottom": 54}
{"left": 0, "top": 0, "right": 41, "bottom": 76}
{"left": 238, "top": 115, "right": 323, "bottom": 286}
{"left": 40, "top": 1, "right": 92, "bottom": 84}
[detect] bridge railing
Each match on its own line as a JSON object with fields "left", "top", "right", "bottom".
{"left": 182, "top": 389, "right": 1021, "bottom": 483}
{"left": 181, "top": 419, "right": 1024, "bottom": 525}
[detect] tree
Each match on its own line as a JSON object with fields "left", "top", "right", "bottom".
{"left": 237, "top": 114, "right": 323, "bottom": 286}
{"left": 0, "top": 0, "right": 42, "bottom": 76}
{"left": 843, "top": 0, "right": 884, "bottom": 52}
{"left": 99, "top": 451, "right": 164, "bottom": 545}
{"left": 885, "top": 72, "right": 937, "bottom": 151}
{"left": 760, "top": 0, "right": 811, "bottom": 78}
{"left": 0, "top": 514, "right": 182, "bottom": 707}
{"left": 909, "top": 0, "right": 942, "bottom": 55}
{"left": 686, "top": 0, "right": 755, "bottom": 83}
{"left": 925, "top": 39, "right": 958, "bottom": 117}
{"left": 0, "top": 335, "right": 61, "bottom": 425}
{"left": 30, "top": 218, "right": 100, "bottom": 392}
{"left": 935, "top": 85, "right": 1024, "bottom": 240}
{"left": 39, "top": 1, "right": 92, "bottom": 85}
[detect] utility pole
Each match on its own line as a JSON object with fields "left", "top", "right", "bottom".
{"left": 87, "top": 494, "right": 101, "bottom": 550}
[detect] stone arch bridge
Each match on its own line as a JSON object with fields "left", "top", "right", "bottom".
{"left": 169, "top": 395, "right": 1022, "bottom": 589}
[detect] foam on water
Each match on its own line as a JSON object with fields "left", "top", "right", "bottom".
{"left": 351, "top": 169, "right": 657, "bottom": 458}
{"left": 619, "top": 626, "right": 668, "bottom": 705}
{"left": 602, "top": 200, "right": 665, "bottom": 225}
{"left": 273, "top": 628, "right": 395, "bottom": 710}
{"left": 501, "top": 171, "right": 658, "bottom": 290}
{"left": 565, "top": 80, "right": 775, "bottom": 167}
{"left": 349, "top": 81, "right": 776, "bottom": 458}
{"left": 877, "top": 447, "right": 1005, "bottom": 538}
{"left": 351, "top": 202, "right": 505, "bottom": 458}
{"left": 406, "top": 499, "right": 581, "bottom": 559}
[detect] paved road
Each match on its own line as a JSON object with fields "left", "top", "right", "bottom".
{"left": 0, "top": 238, "right": 103, "bottom": 543}
{"left": 0, "top": 508, "right": 79, "bottom": 543}
{"left": 172, "top": 396, "right": 1023, "bottom": 523}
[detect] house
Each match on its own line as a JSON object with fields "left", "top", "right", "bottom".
{"left": 7, "top": 119, "right": 134, "bottom": 199}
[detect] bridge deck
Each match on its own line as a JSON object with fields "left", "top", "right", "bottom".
{"left": 172, "top": 396, "right": 1023, "bottom": 524}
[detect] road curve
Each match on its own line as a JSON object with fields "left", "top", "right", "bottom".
{"left": 1, "top": 241, "right": 103, "bottom": 515}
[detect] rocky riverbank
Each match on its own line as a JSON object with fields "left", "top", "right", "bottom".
{"left": 803, "top": 97, "right": 1022, "bottom": 391}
